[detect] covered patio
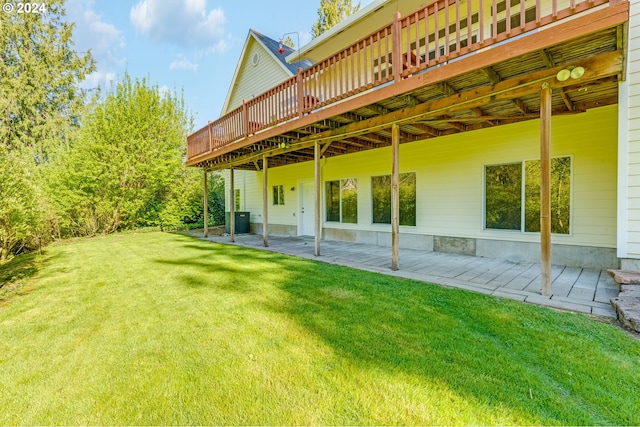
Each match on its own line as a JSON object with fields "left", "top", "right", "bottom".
{"left": 189, "top": 231, "right": 619, "bottom": 318}
{"left": 190, "top": 0, "right": 629, "bottom": 300}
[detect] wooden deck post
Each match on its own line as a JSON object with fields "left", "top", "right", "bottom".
{"left": 242, "top": 99, "right": 249, "bottom": 138}
{"left": 203, "top": 170, "right": 208, "bottom": 238}
{"left": 297, "top": 68, "right": 304, "bottom": 118}
{"left": 229, "top": 167, "right": 235, "bottom": 243}
{"left": 392, "top": 12, "right": 402, "bottom": 83}
{"left": 540, "top": 83, "right": 552, "bottom": 296}
{"left": 314, "top": 141, "right": 321, "bottom": 256}
{"left": 207, "top": 121, "right": 213, "bottom": 152}
{"left": 263, "top": 155, "right": 269, "bottom": 247}
{"left": 391, "top": 123, "right": 400, "bottom": 271}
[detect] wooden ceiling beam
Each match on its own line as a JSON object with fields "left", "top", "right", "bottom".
{"left": 207, "top": 50, "right": 622, "bottom": 170}
{"left": 559, "top": 88, "right": 575, "bottom": 111}
{"left": 540, "top": 48, "right": 555, "bottom": 68}
{"left": 480, "top": 67, "right": 501, "bottom": 84}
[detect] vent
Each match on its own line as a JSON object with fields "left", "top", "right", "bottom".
{"left": 251, "top": 53, "right": 260, "bottom": 66}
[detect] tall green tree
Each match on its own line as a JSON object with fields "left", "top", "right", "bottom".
{"left": 48, "top": 73, "right": 198, "bottom": 236}
{"left": 0, "top": 0, "right": 95, "bottom": 157}
{"left": 0, "top": 0, "right": 94, "bottom": 260}
{"left": 311, "top": 0, "right": 361, "bottom": 38}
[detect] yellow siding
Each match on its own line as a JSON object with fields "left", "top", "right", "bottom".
{"left": 225, "top": 38, "right": 291, "bottom": 114}
{"left": 227, "top": 105, "right": 617, "bottom": 248}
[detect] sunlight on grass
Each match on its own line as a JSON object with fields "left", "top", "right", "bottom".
{"left": 0, "top": 232, "right": 638, "bottom": 425}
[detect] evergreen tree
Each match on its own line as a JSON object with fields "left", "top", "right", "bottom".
{"left": 0, "top": 0, "right": 95, "bottom": 157}
{"left": 0, "top": 0, "right": 94, "bottom": 260}
{"left": 311, "top": 0, "right": 360, "bottom": 38}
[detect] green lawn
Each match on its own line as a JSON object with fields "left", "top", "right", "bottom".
{"left": 0, "top": 232, "right": 638, "bottom": 425}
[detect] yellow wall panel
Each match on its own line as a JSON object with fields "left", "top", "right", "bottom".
{"left": 226, "top": 105, "right": 617, "bottom": 248}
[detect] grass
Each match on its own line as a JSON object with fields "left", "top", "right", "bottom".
{"left": 0, "top": 232, "right": 639, "bottom": 425}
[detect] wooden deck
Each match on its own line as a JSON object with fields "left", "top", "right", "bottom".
{"left": 186, "top": 0, "right": 629, "bottom": 171}
{"left": 188, "top": 231, "right": 620, "bottom": 318}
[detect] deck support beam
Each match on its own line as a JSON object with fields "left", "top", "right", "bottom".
{"left": 229, "top": 167, "right": 235, "bottom": 243}
{"left": 203, "top": 170, "right": 208, "bottom": 238}
{"left": 314, "top": 141, "right": 321, "bottom": 256}
{"left": 391, "top": 123, "right": 400, "bottom": 271}
{"left": 540, "top": 84, "right": 552, "bottom": 296}
{"left": 263, "top": 155, "right": 269, "bottom": 247}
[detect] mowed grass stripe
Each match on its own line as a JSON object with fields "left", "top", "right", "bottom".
{"left": 0, "top": 232, "right": 638, "bottom": 425}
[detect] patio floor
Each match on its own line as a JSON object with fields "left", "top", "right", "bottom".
{"left": 189, "top": 231, "right": 620, "bottom": 318}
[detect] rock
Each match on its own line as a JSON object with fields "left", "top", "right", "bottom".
{"left": 607, "top": 269, "right": 640, "bottom": 284}
{"left": 611, "top": 285, "right": 640, "bottom": 333}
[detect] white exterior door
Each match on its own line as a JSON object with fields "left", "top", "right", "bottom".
{"left": 299, "top": 180, "right": 316, "bottom": 236}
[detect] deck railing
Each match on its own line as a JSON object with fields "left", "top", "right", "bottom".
{"left": 187, "top": 0, "right": 612, "bottom": 162}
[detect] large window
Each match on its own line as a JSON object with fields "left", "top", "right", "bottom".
{"left": 372, "top": 172, "right": 416, "bottom": 226}
{"left": 325, "top": 178, "right": 358, "bottom": 223}
{"left": 484, "top": 157, "right": 571, "bottom": 234}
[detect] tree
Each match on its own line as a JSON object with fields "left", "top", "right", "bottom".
{"left": 0, "top": 0, "right": 94, "bottom": 260}
{"left": 48, "top": 73, "right": 197, "bottom": 236}
{"left": 0, "top": 0, "right": 95, "bottom": 158}
{"left": 0, "top": 148, "right": 41, "bottom": 262}
{"left": 283, "top": 36, "right": 295, "bottom": 49}
{"left": 311, "top": 0, "right": 361, "bottom": 38}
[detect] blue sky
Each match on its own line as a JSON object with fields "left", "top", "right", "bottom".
{"left": 65, "top": 0, "right": 371, "bottom": 130}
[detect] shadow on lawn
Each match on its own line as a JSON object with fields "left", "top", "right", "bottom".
{"left": 275, "top": 261, "right": 640, "bottom": 424}
{"left": 174, "top": 235, "right": 640, "bottom": 424}
{"left": 0, "top": 250, "right": 54, "bottom": 305}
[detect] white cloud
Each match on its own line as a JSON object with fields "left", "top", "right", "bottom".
{"left": 83, "top": 70, "right": 117, "bottom": 89}
{"left": 66, "top": 0, "right": 126, "bottom": 89}
{"left": 169, "top": 58, "right": 198, "bottom": 73}
{"left": 158, "top": 85, "right": 171, "bottom": 98}
{"left": 130, "top": 0, "right": 228, "bottom": 53}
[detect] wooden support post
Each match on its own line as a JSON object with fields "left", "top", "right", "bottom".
{"left": 203, "top": 170, "right": 208, "bottom": 238}
{"left": 391, "top": 123, "right": 400, "bottom": 271}
{"left": 229, "top": 167, "right": 235, "bottom": 243}
{"left": 314, "top": 141, "right": 321, "bottom": 257}
{"left": 540, "top": 84, "right": 552, "bottom": 296}
{"left": 263, "top": 155, "right": 269, "bottom": 247}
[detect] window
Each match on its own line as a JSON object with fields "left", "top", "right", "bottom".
{"left": 484, "top": 163, "right": 522, "bottom": 230}
{"left": 372, "top": 172, "right": 416, "bottom": 226}
{"left": 524, "top": 157, "right": 571, "bottom": 234}
{"left": 325, "top": 178, "right": 358, "bottom": 223}
{"left": 484, "top": 157, "right": 571, "bottom": 234}
{"left": 235, "top": 189, "right": 241, "bottom": 211}
{"left": 272, "top": 185, "right": 284, "bottom": 205}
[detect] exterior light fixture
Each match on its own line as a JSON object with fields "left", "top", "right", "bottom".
{"left": 570, "top": 66, "right": 585, "bottom": 79}
{"left": 556, "top": 65, "right": 585, "bottom": 82}
{"left": 556, "top": 68, "right": 571, "bottom": 82}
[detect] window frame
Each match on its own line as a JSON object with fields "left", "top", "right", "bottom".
{"left": 482, "top": 156, "right": 573, "bottom": 235}
{"left": 371, "top": 172, "right": 417, "bottom": 226}
{"left": 272, "top": 184, "right": 285, "bottom": 206}
{"left": 324, "top": 178, "right": 358, "bottom": 224}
